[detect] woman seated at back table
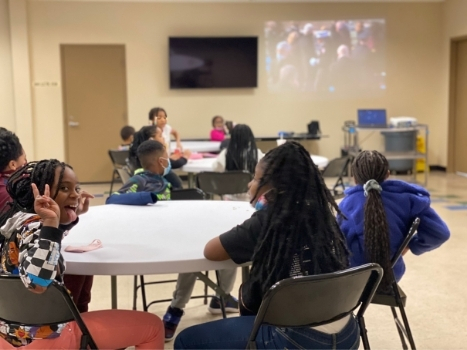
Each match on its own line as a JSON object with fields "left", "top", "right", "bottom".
{"left": 174, "top": 141, "right": 358, "bottom": 350}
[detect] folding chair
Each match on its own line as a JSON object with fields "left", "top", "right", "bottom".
{"left": 132, "top": 189, "right": 223, "bottom": 314}
{"left": 108, "top": 150, "right": 131, "bottom": 194}
{"left": 0, "top": 275, "right": 98, "bottom": 350}
{"left": 196, "top": 171, "right": 253, "bottom": 199}
{"left": 371, "top": 218, "right": 420, "bottom": 350}
{"left": 321, "top": 156, "right": 351, "bottom": 196}
{"left": 246, "top": 264, "right": 383, "bottom": 350}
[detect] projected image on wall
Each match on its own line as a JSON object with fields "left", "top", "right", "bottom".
{"left": 265, "top": 19, "right": 386, "bottom": 95}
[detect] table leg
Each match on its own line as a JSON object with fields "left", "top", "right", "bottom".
{"left": 188, "top": 173, "right": 194, "bottom": 188}
{"left": 111, "top": 275, "right": 117, "bottom": 309}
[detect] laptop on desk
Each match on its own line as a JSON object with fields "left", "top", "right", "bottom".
{"left": 357, "top": 109, "right": 387, "bottom": 128}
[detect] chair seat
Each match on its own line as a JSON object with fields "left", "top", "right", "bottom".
{"left": 371, "top": 284, "right": 407, "bottom": 307}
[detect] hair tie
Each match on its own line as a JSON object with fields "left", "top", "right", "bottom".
{"left": 363, "top": 179, "right": 382, "bottom": 197}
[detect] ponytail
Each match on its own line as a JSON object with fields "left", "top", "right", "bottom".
{"left": 352, "top": 151, "right": 392, "bottom": 289}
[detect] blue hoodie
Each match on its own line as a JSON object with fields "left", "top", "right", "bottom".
{"left": 338, "top": 180, "right": 450, "bottom": 281}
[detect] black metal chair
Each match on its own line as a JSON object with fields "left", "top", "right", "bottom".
{"left": 171, "top": 188, "right": 206, "bottom": 201}
{"left": 196, "top": 171, "right": 253, "bottom": 199}
{"left": 0, "top": 275, "right": 98, "bottom": 350}
{"left": 246, "top": 264, "right": 383, "bottom": 350}
{"left": 321, "top": 156, "right": 351, "bottom": 196}
{"left": 371, "top": 218, "right": 420, "bottom": 350}
{"left": 108, "top": 150, "right": 131, "bottom": 194}
{"left": 132, "top": 189, "right": 218, "bottom": 312}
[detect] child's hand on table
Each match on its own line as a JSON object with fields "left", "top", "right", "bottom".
{"left": 32, "top": 183, "right": 60, "bottom": 228}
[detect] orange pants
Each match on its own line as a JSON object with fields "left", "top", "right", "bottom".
{"left": 0, "top": 310, "right": 164, "bottom": 349}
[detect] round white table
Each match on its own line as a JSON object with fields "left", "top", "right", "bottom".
{"left": 62, "top": 201, "right": 254, "bottom": 275}
{"left": 62, "top": 201, "right": 254, "bottom": 308}
{"left": 171, "top": 141, "right": 221, "bottom": 153}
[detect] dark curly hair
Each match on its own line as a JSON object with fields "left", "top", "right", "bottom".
{"left": 0, "top": 128, "right": 24, "bottom": 172}
{"left": 249, "top": 141, "right": 349, "bottom": 298}
{"left": 148, "top": 107, "right": 167, "bottom": 124}
{"left": 0, "top": 160, "right": 71, "bottom": 228}
{"left": 351, "top": 150, "right": 392, "bottom": 288}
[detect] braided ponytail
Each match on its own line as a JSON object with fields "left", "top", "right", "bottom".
{"left": 351, "top": 150, "right": 392, "bottom": 288}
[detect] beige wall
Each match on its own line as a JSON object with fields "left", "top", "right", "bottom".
{"left": 23, "top": 1, "right": 443, "bottom": 163}
{"left": 0, "top": 0, "right": 15, "bottom": 131}
{"left": 441, "top": 0, "right": 467, "bottom": 166}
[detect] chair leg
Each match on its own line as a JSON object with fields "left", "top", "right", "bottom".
{"left": 391, "top": 306, "right": 408, "bottom": 350}
{"left": 357, "top": 315, "right": 370, "bottom": 350}
{"left": 109, "top": 170, "right": 117, "bottom": 194}
{"left": 398, "top": 304, "right": 416, "bottom": 349}
{"left": 203, "top": 271, "right": 209, "bottom": 305}
{"left": 132, "top": 275, "right": 138, "bottom": 310}
{"left": 139, "top": 275, "right": 148, "bottom": 312}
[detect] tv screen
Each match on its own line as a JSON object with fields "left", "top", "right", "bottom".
{"left": 169, "top": 37, "right": 258, "bottom": 89}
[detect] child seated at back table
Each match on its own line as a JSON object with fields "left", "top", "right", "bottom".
{"left": 214, "top": 124, "right": 264, "bottom": 201}
{"left": 338, "top": 150, "right": 450, "bottom": 290}
{"left": 210, "top": 116, "right": 227, "bottom": 141}
{"left": 129, "top": 126, "right": 189, "bottom": 190}
{"left": 108, "top": 140, "right": 172, "bottom": 204}
{"left": 119, "top": 125, "right": 135, "bottom": 151}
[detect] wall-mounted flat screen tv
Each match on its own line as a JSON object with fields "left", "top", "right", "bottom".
{"left": 169, "top": 37, "right": 258, "bottom": 89}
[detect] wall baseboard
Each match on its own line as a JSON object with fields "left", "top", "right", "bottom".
{"left": 429, "top": 165, "right": 447, "bottom": 172}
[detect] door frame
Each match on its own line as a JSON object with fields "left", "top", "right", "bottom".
{"left": 60, "top": 44, "right": 128, "bottom": 167}
{"left": 448, "top": 36, "right": 467, "bottom": 173}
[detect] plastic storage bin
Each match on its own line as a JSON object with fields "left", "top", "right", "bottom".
{"left": 381, "top": 130, "right": 417, "bottom": 172}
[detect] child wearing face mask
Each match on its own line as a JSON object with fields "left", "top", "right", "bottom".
{"left": 107, "top": 140, "right": 172, "bottom": 205}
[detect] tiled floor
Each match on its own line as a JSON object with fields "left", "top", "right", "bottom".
{"left": 81, "top": 171, "right": 466, "bottom": 349}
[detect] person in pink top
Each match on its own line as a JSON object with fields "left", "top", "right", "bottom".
{"left": 210, "top": 116, "right": 227, "bottom": 141}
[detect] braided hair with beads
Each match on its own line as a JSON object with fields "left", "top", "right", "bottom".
{"left": 0, "top": 160, "right": 71, "bottom": 228}
{"left": 248, "top": 141, "right": 349, "bottom": 297}
{"left": 351, "top": 150, "right": 392, "bottom": 289}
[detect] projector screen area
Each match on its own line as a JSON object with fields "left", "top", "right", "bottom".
{"left": 265, "top": 19, "right": 386, "bottom": 96}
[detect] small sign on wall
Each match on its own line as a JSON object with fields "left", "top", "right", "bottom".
{"left": 33, "top": 81, "right": 59, "bottom": 87}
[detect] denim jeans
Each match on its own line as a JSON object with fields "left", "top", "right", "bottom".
{"left": 174, "top": 315, "right": 360, "bottom": 349}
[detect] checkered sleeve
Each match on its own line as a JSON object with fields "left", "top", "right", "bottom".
{"left": 17, "top": 225, "right": 63, "bottom": 293}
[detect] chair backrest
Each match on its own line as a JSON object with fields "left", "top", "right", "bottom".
{"left": 109, "top": 150, "right": 129, "bottom": 168}
{"left": 321, "top": 156, "right": 350, "bottom": 178}
{"left": 250, "top": 264, "right": 383, "bottom": 335}
{"left": 0, "top": 275, "right": 98, "bottom": 348}
{"left": 117, "top": 168, "right": 132, "bottom": 184}
{"left": 391, "top": 217, "right": 420, "bottom": 268}
{"left": 171, "top": 188, "right": 206, "bottom": 201}
{"left": 196, "top": 171, "right": 253, "bottom": 196}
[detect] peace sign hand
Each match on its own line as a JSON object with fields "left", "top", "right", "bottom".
{"left": 32, "top": 184, "right": 60, "bottom": 228}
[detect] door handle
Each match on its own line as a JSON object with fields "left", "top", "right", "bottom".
{"left": 69, "top": 121, "right": 80, "bottom": 127}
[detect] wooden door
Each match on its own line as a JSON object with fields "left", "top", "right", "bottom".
{"left": 61, "top": 45, "right": 128, "bottom": 182}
